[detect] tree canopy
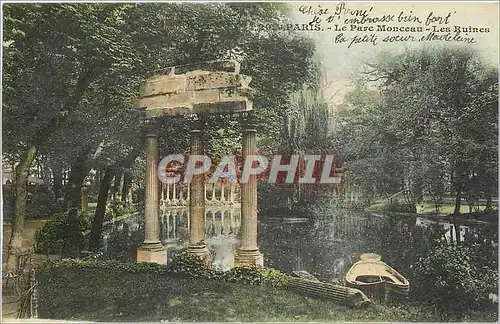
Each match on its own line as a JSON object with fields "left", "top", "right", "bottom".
{"left": 333, "top": 47, "right": 498, "bottom": 212}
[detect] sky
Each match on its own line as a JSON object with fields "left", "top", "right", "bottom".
{"left": 288, "top": 2, "right": 499, "bottom": 82}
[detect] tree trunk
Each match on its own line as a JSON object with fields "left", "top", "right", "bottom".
{"left": 65, "top": 156, "right": 90, "bottom": 210}
{"left": 112, "top": 172, "right": 122, "bottom": 201}
{"left": 121, "top": 170, "right": 131, "bottom": 204}
{"left": 88, "top": 167, "right": 115, "bottom": 252}
{"left": 88, "top": 148, "right": 141, "bottom": 251}
{"left": 5, "top": 144, "right": 37, "bottom": 272}
{"left": 453, "top": 186, "right": 462, "bottom": 215}
{"left": 485, "top": 179, "right": 494, "bottom": 212}
{"left": 51, "top": 161, "right": 63, "bottom": 202}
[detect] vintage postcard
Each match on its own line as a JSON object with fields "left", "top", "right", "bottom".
{"left": 1, "top": 1, "right": 498, "bottom": 322}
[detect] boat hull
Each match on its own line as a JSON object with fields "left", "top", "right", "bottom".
{"left": 345, "top": 255, "right": 409, "bottom": 298}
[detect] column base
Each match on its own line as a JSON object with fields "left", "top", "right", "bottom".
{"left": 186, "top": 244, "right": 211, "bottom": 267}
{"left": 137, "top": 242, "right": 167, "bottom": 264}
{"left": 234, "top": 249, "right": 264, "bottom": 268}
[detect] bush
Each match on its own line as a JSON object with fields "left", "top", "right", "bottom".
{"left": 35, "top": 210, "right": 91, "bottom": 255}
{"left": 26, "top": 185, "right": 59, "bottom": 219}
{"left": 164, "top": 252, "right": 210, "bottom": 279}
{"left": 219, "top": 266, "right": 290, "bottom": 287}
{"left": 412, "top": 243, "right": 498, "bottom": 315}
{"left": 38, "top": 252, "right": 291, "bottom": 288}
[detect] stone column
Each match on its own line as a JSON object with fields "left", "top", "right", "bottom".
{"left": 186, "top": 117, "right": 210, "bottom": 264}
{"left": 229, "top": 184, "right": 234, "bottom": 203}
{"left": 234, "top": 112, "right": 263, "bottom": 267}
{"left": 81, "top": 186, "right": 89, "bottom": 212}
{"left": 137, "top": 120, "right": 166, "bottom": 264}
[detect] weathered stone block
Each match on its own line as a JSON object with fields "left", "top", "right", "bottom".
{"left": 139, "top": 75, "right": 186, "bottom": 97}
{"left": 193, "top": 100, "right": 252, "bottom": 115}
{"left": 233, "top": 249, "right": 264, "bottom": 267}
{"left": 136, "top": 95, "right": 169, "bottom": 108}
{"left": 136, "top": 60, "right": 253, "bottom": 117}
{"left": 193, "top": 89, "right": 221, "bottom": 103}
{"left": 219, "top": 87, "right": 254, "bottom": 101}
{"left": 137, "top": 246, "right": 167, "bottom": 264}
{"left": 145, "top": 107, "right": 192, "bottom": 118}
{"left": 186, "top": 73, "right": 250, "bottom": 91}
{"left": 167, "top": 92, "right": 194, "bottom": 108}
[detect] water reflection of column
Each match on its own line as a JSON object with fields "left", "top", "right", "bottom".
{"left": 164, "top": 211, "right": 169, "bottom": 240}
{"left": 230, "top": 208, "right": 235, "bottom": 231}
{"left": 344, "top": 215, "right": 348, "bottom": 237}
{"left": 224, "top": 210, "right": 231, "bottom": 234}
{"left": 332, "top": 213, "right": 336, "bottom": 239}
{"left": 182, "top": 185, "right": 186, "bottom": 203}
{"left": 186, "top": 118, "right": 210, "bottom": 263}
{"left": 213, "top": 212, "right": 218, "bottom": 236}
{"left": 159, "top": 212, "right": 165, "bottom": 241}
{"left": 234, "top": 112, "right": 263, "bottom": 267}
{"left": 173, "top": 211, "right": 177, "bottom": 238}
{"left": 137, "top": 120, "right": 166, "bottom": 264}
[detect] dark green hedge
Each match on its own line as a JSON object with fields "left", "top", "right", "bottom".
{"left": 38, "top": 253, "right": 290, "bottom": 284}
{"left": 35, "top": 210, "right": 90, "bottom": 256}
{"left": 36, "top": 253, "right": 290, "bottom": 320}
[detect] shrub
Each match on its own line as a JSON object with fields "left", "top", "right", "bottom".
{"left": 26, "top": 185, "right": 58, "bottom": 219}
{"left": 38, "top": 252, "right": 291, "bottom": 288}
{"left": 164, "top": 252, "right": 210, "bottom": 279}
{"left": 35, "top": 210, "right": 91, "bottom": 256}
{"left": 218, "top": 265, "right": 291, "bottom": 287}
{"left": 222, "top": 266, "right": 264, "bottom": 285}
{"left": 412, "top": 243, "right": 498, "bottom": 315}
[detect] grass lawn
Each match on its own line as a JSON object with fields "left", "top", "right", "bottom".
{"left": 370, "top": 201, "right": 489, "bottom": 215}
{"left": 36, "top": 268, "right": 498, "bottom": 322}
{"left": 416, "top": 204, "right": 483, "bottom": 214}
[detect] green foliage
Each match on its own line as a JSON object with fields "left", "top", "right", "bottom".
{"left": 221, "top": 266, "right": 264, "bottom": 285}
{"left": 26, "top": 185, "right": 58, "bottom": 219}
{"left": 413, "top": 243, "right": 498, "bottom": 314}
{"left": 164, "top": 252, "right": 210, "bottom": 279}
{"left": 105, "top": 200, "right": 137, "bottom": 221}
{"left": 35, "top": 210, "right": 91, "bottom": 254}
{"left": 38, "top": 252, "right": 291, "bottom": 288}
{"left": 35, "top": 260, "right": 457, "bottom": 322}
{"left": 38, "top": 258, "right": 168, "bottom": 274}
{"left": 333, "top": 48, "right": 498, "bottom": 206}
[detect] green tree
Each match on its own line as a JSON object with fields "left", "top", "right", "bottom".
{"left": 333, "top": 47, "right": 498, "bottom": 213}
{"left": 3, "top": 2, "right": 319, "bottom": 262}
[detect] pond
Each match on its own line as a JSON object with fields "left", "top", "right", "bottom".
{"left": 102, "top": 205, "right": 498, "bottom": 283}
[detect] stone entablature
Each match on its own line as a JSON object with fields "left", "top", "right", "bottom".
{"left": 136, "top": 60, "right": 253, "bottom": 117}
